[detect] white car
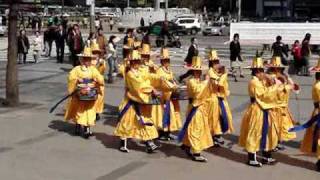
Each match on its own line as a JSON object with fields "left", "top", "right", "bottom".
{"left": 172, "top": 17, "right": 201, "bottom": 35}
{"left": 0, "top": 25, "right": 7, "bottom": 36}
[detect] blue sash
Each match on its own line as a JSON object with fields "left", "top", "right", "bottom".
{"left": 162, "top": 100, "right": 171, "bottom": 128}
{"left": 177, "top": 106, "right": 198, "bottom": 142}
{"left": 118, "top": 100, "right": 153, "bottom": 126}
{"left": 218, "top": 97, "right": 229, "bottom": 133}
{"left": 260, "top": 110, "right": 269, "bottom": 151}
{"left": 118, "top": 100, "right": 132, "bottom": 121}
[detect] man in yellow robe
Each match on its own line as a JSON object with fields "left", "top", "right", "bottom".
{"left": 91, "top": 42, "right": 106, "bottom": 121}
{"left": 64, "top": 47, "right": 104, "bottom": 139}
{"left": 238, "top": 57, "right": 287, "bottom": 167}
{"left": 153, "top": 48, "right": 182, "bottom": 141}
{"left": 178, "top": 56, "right": 213, "bottom": 162}
{"left": 206, "top": 49, "right": 234, "bottom": 146}
{"left": 114, "top": 50, "right": 160, "bottom": 153}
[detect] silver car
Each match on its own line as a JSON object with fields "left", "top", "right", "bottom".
{"left": 202, "top": 23, "right": 229, "bottom": 36}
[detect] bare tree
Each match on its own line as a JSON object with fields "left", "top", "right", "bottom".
{"left": 5, "top": 0, "right": 19, "bottom": 106}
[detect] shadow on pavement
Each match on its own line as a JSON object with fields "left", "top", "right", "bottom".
{"left": 48, "top": 120, "right": 77, "bottom": 137}
{"left": 102, "top": 103, "right": 119, "bottom": 127}
{"left": 156, "top": 141, "right": 192, "bottom": 161}
{"left": 207, "top": 146, "right": 248, "bottom": 164}
{"left": 274, "top": 152, "right": 317, "bottom": 171}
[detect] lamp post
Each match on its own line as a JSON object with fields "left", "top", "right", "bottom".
{"left": 238, "top": 0, "right": 241, "bottom": 22}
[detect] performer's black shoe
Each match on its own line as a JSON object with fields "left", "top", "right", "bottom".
{"left": 316, "top": 160, "right": 320, "bottom": 172}
{"left": 119, "top": 139, "right": 130, "bottom": 153}
{"left": 181, "top": 145, "right": 192, "bottom": 157}
{"left": 146, "top": 141, "right": 159, "bottom": 153}
{"left": 240, "top": 75, "right": 245, "bottom": 78}
{"left": 213, "top": 136, "right": 225, "bottom": 146}
{"left": 262, "top": 151, "right": 277, "bottom": 165}
{"left": 82, "top": 126, "right": 90, "bottom": 139}
{"left": 74, "top": 124, "right": 81, "bottom": 136}
{"left": 191, "top": 154, "right": 208, "bottom": 163}
{"left": 247, "top": 152, "right": 262, "bottom": 167}
{"left": 275, "top": 144, "right": 286, "bottom": 151}
{"left": 96, "top": 114, "right": 101, "bottom": 121}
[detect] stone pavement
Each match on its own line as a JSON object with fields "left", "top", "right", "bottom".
{"left": 0, "top": 37, "right": 320, "bottom": 180}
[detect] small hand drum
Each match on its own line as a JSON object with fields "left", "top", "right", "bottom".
{"left": 171, "top": 86, "right": 188, "bottom": 100}
{"left": 76, "top": 80, "right": 98, "bottom": 101}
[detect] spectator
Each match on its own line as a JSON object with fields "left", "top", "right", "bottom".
{"left": 301, "top": 33, "right": 312, "bottom": 76}
{"left": 96, "top": 28, "right": 107, "bottom": 56}
{"left": 67, "top": 24, "right": 84, "bottom": 66}
{"left": 271, "top": 35, "right": 288, "bottom": 65}
{"left": 122, "top": 28, "right": 134, "bottom": 58}
{"left": 109, "top": 18, "right": 114, "bottom": 31}
{"left": 55, "top": 24, "right": 67, "bottom": 63}
{"left": 17, "top": 29, "right": 30, "bottom": 64}
{"left": 179, "top": 37, "right": 199, "bottom": 82}
{"left": 95, "top": 17, "right": 100, "bottom": 30}
{"left": 107, "top": 35, "right": 118, "bottom": 83}
{"left": 87, "top": 32, "right": 97, "bottom": 46}
{"left": 230, "top": 33, "right": 244, "bottom": 79}
{"left": 292, "top": 40, "right": 302, "bottom": 75}
{"left": 32, "top": 31, "right": 42, "bottom": 63}
{"left": 140, "top": 17, "right": 145, "bottom": 27}
{"left": 148, "top": 16, "right": 152, "bottom": 26}
{"left": 46, "top": 26, "right": 56, "bottom": 57}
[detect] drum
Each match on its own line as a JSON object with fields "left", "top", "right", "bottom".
{"left": 76, "top": 80, "right": 98, "bottom": 101}
{"left": 171, "top": 86, "right": 188, "bottom": 100}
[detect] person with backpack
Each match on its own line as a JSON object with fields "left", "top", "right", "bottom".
{"left": 271, "top": 36, "right": 289, "bottom": 66}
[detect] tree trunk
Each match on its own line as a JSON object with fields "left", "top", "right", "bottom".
{"left": 6, "top": 2, "right": 19, "bottom": 106}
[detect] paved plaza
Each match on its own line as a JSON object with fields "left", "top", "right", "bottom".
{"left": 0, "top": 35, "right": 320, "bottom": 180}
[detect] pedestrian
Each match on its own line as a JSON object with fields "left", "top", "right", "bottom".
{"left": 109, "top": 18, "right": 114, "bottom": 31}
{"left": 96, "top": 28, "right": 107, "bottom": 56}
{"left": 64, "top": 47, "right": 104, "bottom": 139}
{"left": 301, "top": 33, "right": 312, "bottom": 76}
{"left": 291, "top": 40, "right": 302, "bottom": 75}
{"left": 45, "top": 26, "right": 56, "bottom": 57}
{"left": 148, "top": 16, "right": 153, "bottom": 26}
{"left": 239, "top": 56, "right": 285, "bottom": 167}
{"left": 55, "top": 24, "right": 67, "bottom": 63}
{"left": 230, "top": 33, "right": 244, "bottom": 80}
{"left": 140, "top": 17, "right": 145, "bottom": 27}
{"left": 17, "top": 29, "right": 30, "bottom": 64}
{"left": 107, "top": 35, "right": 118, "bottom": 83}
{"left": 32, "top": 30, "right": 42, "bottom": 63}
{"left": 87, "top": 32, "right": 96, "bottom": 47}
{"left": 153, "top": 48, "right": 182, "bottom": 141}
{"left": 271, "top": 35, "right": 289, "bottom": 66}
{"left": 293, "top": 61, "right": 320, "bottom": 171}
{"left": 179, "top": 37, "right": 199, "bottom": 83}
{"left": 122, "top": 28, "right": 134, "bottom": 58}
{"left": 206, "top": 49, "right": 234, "bottom": 147}
{"left": 178, "top": 56, "right": 213, "bottom": 162}
{"left": 114, "top": 50, "right": 160, "bottom": 153}
{"left": 67, "top": 24, "right": 84, "bottom": 66}
{"left": 95, "top": 17, "right": 100, "bottom": 30}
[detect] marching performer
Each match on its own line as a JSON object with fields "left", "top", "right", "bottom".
{"left": 114, "top": 50, "right": 160, "bottom": 153}
{"left": 206, "top": 49, "right": 234, "bottom": 146}
{"left": 153, "top": 48, "right": 182, "bottom": 141}
{"left": 64, "top": 47, "right": 104, "bottom": 138}
{"left": 91, "top": 42, "right": 107, "bottom": 121}
{"left": 290, "top": 60, "right": 320, "bottom": 171}
{"left": 238, "top": 56, "right": 286, "bottom": 167}
{"left": 178, "top": 56, "right": 213, "bottom": 162}
{"left": 267, "top": 57, "right": 297, "bottom": 151}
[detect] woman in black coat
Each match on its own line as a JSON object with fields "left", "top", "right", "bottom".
{"left": 17, "top": 29, "right": 30, "bottom": 64}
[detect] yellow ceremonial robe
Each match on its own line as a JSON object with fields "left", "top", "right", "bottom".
{"left": 301, "top": 81, "right": 320, "bottom": 159}
{"left": 114, "top": 69, "right": 158, "bottom": 141}
{"left": 239, "top": 76, "right": 284, "bottom": 153}
{"left": 64, "top": 65, "right": 104, "bottom": 126}
{"left": 92, "top": 58, "right": 106, "bottom": 114}
{"left": 182, "top": 78, "right": 213, "bottom": 154}
{"left": 152, "top": 66, "right": 182, "bottom": 132}
{"left": 207, "top": 68, "right": 234, "bottom": 135}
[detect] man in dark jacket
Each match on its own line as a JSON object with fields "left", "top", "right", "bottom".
{"left": 271, "top": 35, "right": 288, "bottom": 65}
{"left": 230, "top": 33, "right": 244, "bottom": 79}
{"left": 179, "top": 37, "right": 198, "bottom": 82}
{"left": 67, "top": 24, "right": 84, "bottom": 66}
{"left": 17, "top": 29, "right": 30, "bottom": 64}
{"left": 55, "top": 24, "right": 67, "bottom": 63}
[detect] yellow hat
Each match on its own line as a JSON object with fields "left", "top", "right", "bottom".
{"left": 268, "top": 56, "right": 284, "bottom": 68}
{"left": 160, "top": 48, "right": 170, "bottom": 60}
{"left": 250, "top": 57, "right": 264, "bottom": 69}
{"left": 129, "top": 50, "right": 141, "bottom": 61}
{"left": 140, "top": 44, "right": 151, "bottom": 55}
{"left": 77, "top": 47, "right": 96, "bottom": 59}
{"left": 208, "top": 49, "right": 219, "bottom": 61}
{"left": 123, "top": 37, "right": 134, "bottom": 49}
{"left": 134, "top": 41, "right": 142, "bottom": 49}
{"left": 309, "top": 58, "right": 320, "bottom": 73}
{"left": 186, "top": 56, "right": 206, "bottom": 70}
{"left": 91, "top": 42, "right": 101, "bottom": 54}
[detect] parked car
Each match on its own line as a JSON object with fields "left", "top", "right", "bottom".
{"left": 172, "top": 17, "right": 201, "bottom": 35}
{"left": 0, "top": 25, "right": 7, "bottom": 36}
{"left": 138, "top": 21, "right": 187, "bottom": 35}
{"left": 202, "top": 23, "right": 229, "bottom": 36}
